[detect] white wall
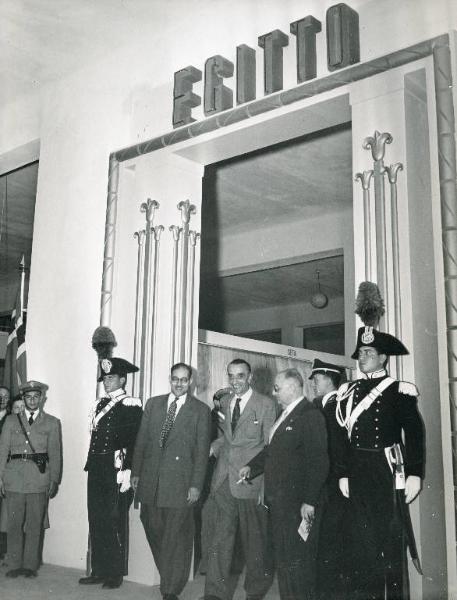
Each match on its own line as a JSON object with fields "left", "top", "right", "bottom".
{"left": 0, "top": 0, "right": 455, "bottom": 579}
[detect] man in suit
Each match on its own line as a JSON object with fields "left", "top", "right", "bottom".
{"left": 131, "top": 362, "right": 211, "bottom": 600}
{"left": 239, "top": 368, "right": 329, "bottom": 600}
{"left": 309, "top": 358, "right": 348, "bottom": 599}
{"left": 0, "top": 380, "right": 61, "bottom": 578}
{"left": 79, "top": 357, "right": 142, "bottom": 589}
{"left": 204, "top": 358, "right": 276, "bottom": 600}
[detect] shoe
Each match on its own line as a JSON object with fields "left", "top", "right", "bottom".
{"left": 163, "top": 595, "right": 179, "bottom": 600}
{"left": 6, "top": 568, "right": 24, "bottom": 578}
{"left": 79, "top": 575, "right": 104, "bottom": 584}
{"left": 102, "top": 576, "right": 123, "bottom": 589}
{"left": 23, "top": 569, "right": 37, "bottom": 578}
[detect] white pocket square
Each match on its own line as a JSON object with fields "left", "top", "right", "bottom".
{"left": 286, "top": 426, "right": 293, "bottom": 431}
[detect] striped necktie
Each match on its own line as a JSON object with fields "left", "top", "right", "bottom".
{"left": 231, "top": 398, "right": 241, "bottom": 432}
{"left": 159, "top": 397, "right": 178, "bottom": 448}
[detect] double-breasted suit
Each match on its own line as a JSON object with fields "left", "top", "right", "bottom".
{"left": 0, "top": 410, "right": 61, "bottom": 571}
{"left": 132, "top": 392, "right": 211, "bottom": 597}
{"left": 204, "top": 389, "right": 277, "bottom": 600}
{"left": 248, "top": 398, "right": 329, "bottom": 600}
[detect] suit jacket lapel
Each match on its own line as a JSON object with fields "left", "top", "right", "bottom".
{"left": 271, "top": 399, "right": 306, "bottom": 440}
{"left": 235, "top": 392, "right": 256, "bottom": 431}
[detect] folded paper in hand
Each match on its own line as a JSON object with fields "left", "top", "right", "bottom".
{"left": 298, "top": 516, "right": 313, "bottom": 542}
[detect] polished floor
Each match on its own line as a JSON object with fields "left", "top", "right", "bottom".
{"left": 0, "top": 559, "right": 280, "bottom": 600}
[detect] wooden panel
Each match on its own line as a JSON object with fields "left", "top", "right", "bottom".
{"left": 196, "top": 340, "right": 316, "bottom": 408}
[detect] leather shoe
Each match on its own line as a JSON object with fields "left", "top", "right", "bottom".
{"left": 23, "top": 569, "right": 37, "bottom": 578}
{"left": 102, "top": 576, "right": 123, "bottom": 589}
{"left": 79, "top": 575, "right": 104, "bottom": 584}
{"left": 6, "top": 568, "right": 24, "bottom": 578}
{"left": 163, "top": 595, "right": 179, "bottom": 600}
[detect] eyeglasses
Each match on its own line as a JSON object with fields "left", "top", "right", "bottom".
{"left": 171, "top": 377, "right": 189, "bottom": 384}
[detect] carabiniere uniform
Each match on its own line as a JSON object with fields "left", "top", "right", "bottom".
{"left": 84, "top": 382, "right": 142, "bottom": 580}
{"left": 334, "top": 327, "right": 425, "bottom": 600}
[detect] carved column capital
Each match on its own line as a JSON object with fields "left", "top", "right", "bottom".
{"left": 189, "top": 231, "right": 201, "bottom": 246}
{"left": 177, "top": 200, "right": 197, "bottom": 225}
{"left": 384, "top": 162, "right": 404, "bottom": 184}
{"left": 363, "top": 130, "right": 393, "bottom": 161}
{"left": 153, "top": 225, "right": 165, "bottom": 241}
{"left": 134, "top": 230, "right": 146, "bottom": 244}
{"left": 140, "top": 198, "right": 160, "bottom": 225}
{"left": 169, "top": 225, "right": 182, "bottom": 241}
{"left": 355, "top": 170, "right": 374, "bottom": 190}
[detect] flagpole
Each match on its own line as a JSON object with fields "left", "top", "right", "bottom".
{"left": 19, "top": 255, "right": 26, "bottom": 316}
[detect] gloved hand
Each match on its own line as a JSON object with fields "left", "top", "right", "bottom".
{"left": 117, "top": 469, "right": 131, "bottom": 493}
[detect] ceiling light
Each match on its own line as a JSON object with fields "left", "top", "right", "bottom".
{"left": 310, "top": 269, "right": 328, "bottom": 309}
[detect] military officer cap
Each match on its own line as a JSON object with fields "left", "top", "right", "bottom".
{"left": 309, "top": 358, "right": 345, "bottom": 380}
{"left": 98, "top": 357, "right": 139, "bottom": 381}
{"left": 351, "top": 326, "right": 409, "bottom": 359}
{"left": 19, "top": 380, "right": 48, "bottom": 394}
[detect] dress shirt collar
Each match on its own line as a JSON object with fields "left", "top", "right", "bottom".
{"left": 230, "top": 387, "right": 252, "bottom": 415}
{"left": 322, "top": 390, "right": 337, "bottom": 408}
{"left": 363, "top": 368, "right": 387, "bottom": 380}
{"left": 25, "top": 408, "right": 38, "bottom": 422}
{"left": 269, "top": 395, "right": 304, "bottom": 443}
{"left": 167, "top": 392, "right": 187, "bottom": 416}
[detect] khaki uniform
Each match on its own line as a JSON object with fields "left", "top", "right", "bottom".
{"left": 0, "top": 411, "right": 61, "bottom": 570}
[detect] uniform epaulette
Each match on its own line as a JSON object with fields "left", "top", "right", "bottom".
{"left": 398, "top": 381, "right": 419, "bottom": 396}
{"left": 122, "top": 396, "right": 142, "bottom": 407}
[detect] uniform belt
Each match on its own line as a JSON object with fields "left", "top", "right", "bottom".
{"left": 352, "top": 446, "right": 385, "bottom": 452}
{"left": 9, "top": 453, "right": 47, "bottom": 461}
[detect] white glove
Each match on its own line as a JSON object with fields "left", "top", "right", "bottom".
{"left": 117, "top": 469, "right": 131, "bottom": 493}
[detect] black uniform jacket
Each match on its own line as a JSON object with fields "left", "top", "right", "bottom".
{"left": 334, "top": 373, "right": 425, "bottom": 479}
{"left": 248, "top": 398, "right": 329, "bottom": 508}
{"left": 85, "top": 393, "right": 143, "bottom": 472}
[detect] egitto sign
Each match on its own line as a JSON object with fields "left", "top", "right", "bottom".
{"left": 172, "top": 2, "right": 360, "bottom": 128}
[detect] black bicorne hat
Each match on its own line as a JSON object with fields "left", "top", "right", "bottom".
{"left": 98, "top": 357, "right": 139, "bottom": 381}
{"left": 308, "top": 358, "right": 345, "bottom": 380}
{"left": 351, "top": 326, "right": 409, "bottom": 359}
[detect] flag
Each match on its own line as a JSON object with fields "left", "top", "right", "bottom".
{"left": 3, "top": 289, "right": 27, "bottom": 397}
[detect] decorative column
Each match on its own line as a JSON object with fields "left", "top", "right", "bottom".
{"left": 169, "top": 224, "right": 182, "bottom": 365}
{"left": 186, "top": 230, "right": 201, "bottom": 365}
{"left": 169, "top": 200, "right": 197, "bottom": 366}
{"left": 385, "top": 162, "right": 404, "bottom": 377}
{"left": 139, "top": 198, "right": 160, "bottom": 399}
{"left": 132, "top": 229, "right": 146, "bottom": 396}
{"left": 362, "top": 130, "right": 393, "bottom": 319}
{"left": 354, "top": 169, "right": 374, "bottom": 281}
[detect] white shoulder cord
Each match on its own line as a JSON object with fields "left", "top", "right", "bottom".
{"left": 335, "top": 383, "right": 357, "bottom": 430}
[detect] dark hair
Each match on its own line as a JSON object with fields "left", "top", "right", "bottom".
{"left": 282, "top": 368, "right": 304, "bottom": 388}
{"left": 227, "top": 358, "right": 251, "bottom": 373}
{"left": 171, "top": 362, "right": 192, "bottom": 379}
